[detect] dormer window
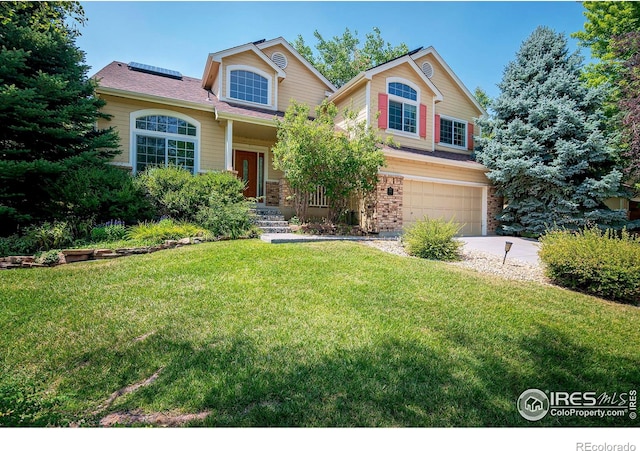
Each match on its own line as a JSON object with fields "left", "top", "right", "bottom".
{"left": 226, "top": 65, "right": 272, "bottom": 107}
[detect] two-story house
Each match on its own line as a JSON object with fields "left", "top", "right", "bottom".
{"left": 94, "top": 37, "right": 502, "bottom": 236}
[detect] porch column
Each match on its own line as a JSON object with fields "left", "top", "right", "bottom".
{"left": 481, "top": 186, "right": 488, "bottom": 236}
{"left": 225, "top": 119, "right": 233, "bottom": 171}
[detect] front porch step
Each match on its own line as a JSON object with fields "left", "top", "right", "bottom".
{"left": 255, "top": 220, "right": 290, "bottom": 228}
{"left": 253, "top": 214, "right": 286, "bottom": 222}
{"left": 259, "top": 226, "right": 292, "bottom": 234}
{"left": 250, "top": 207, "right": 291, "bottom": 234}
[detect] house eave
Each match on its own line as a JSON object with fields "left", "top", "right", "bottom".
{"left": 383, "top": 147, "right": 487, "bottom": 171}
{"left": 96, "top": 87, "right": 215, "bottom": 112}
{"left": 215, "top": 109, "right": 278, "bottom": 127}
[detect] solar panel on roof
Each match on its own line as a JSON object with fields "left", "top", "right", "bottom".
{"left": 128, "top": 62, "right": 182, "bottom": 80}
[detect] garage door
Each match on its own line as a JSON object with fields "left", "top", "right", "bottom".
{"left": 403, "top": 180, "right": 484, "bottom": 236}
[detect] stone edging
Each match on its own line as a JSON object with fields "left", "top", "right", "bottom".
{"left": 0, "top": 237, "right": 205, "bottom": 270}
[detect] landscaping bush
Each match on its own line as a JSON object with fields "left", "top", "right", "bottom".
{"left": 136, "top": 166, "right": 245, "bottom": 221}
{"left": 402, "top": 217, "right": 462, "bottom": 261}
{"left": 195, "top": 201, "right": 257, "bottom": 239}
{"left": 539, "top": 227, "right": 640, "bottom": 305}
{"left": 0, "top": 234, "right": 34, "bottom": 257}
{"left": 90, "top": 220, "right": 127, "bottom": 243}
{"left": 50, "top": 163, "right": 155, "bottom": 225}
{"left": 126, "top": 219, "right": 212, "bottom": 244}
{"left": 136, "top": 166, "right": 254, "bottom": 238}
{"left": 21, "top": 221, "right": 74, "bottom": 253}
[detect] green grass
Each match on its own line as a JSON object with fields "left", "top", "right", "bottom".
{"left": 0, "top": 240, "right": 638, "bottom": 427}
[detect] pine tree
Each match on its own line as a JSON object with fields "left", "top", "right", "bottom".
{"left": 475, "top": 27, "right": 627, "bottom": 235}
{"left": 0, "top": 2, "right": 119, "bottom": 234}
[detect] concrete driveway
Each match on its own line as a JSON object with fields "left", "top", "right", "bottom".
{"left": 457, "top": 236, "right": 541, "bottom": 266}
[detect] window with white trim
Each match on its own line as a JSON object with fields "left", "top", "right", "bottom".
{"left": 229, "top": 69, "right": 269, "bottom": 105}
{"left": 440, "top": 117, "right": 467, "bottom": 148}
{"left": 133, "top": 113, "right": 198, "bottom": 174}
{"left": 387, "top": 81, "right": 418, "bottom": 134}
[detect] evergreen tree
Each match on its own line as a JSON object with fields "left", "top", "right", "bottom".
{"left": 0, "top": 2, "right": 119, "bottom": 234}
{"left": 475, "top": 27, "right": 627, "bottom": 235}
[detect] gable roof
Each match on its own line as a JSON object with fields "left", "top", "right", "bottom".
{"left": 202, "top": 41, "right": 287, "bottom": 90}
{"left": 255, "top": 37, "right": 337, "bottom": 92}
{"left": 329, "top": 54, "right": 444, "bottom": 104}
{"left": 411, "top": 46, "right": 486, "bottom": 115}
{"left": 94, "top": 61, "right": 280, "bottom": 125}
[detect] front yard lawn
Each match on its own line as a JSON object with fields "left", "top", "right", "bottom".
{"left": 1, "top": 240, "right": 638, "bottom": 427}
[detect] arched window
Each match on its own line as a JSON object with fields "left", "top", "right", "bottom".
{"left": 387, "top": 79, "right": 419, "bottom": 134}
{"left": 230, "top": 70, "right": 268, "bottom": 104}
{"left": 130, "top": 110, "right": 200, "bottom": 174}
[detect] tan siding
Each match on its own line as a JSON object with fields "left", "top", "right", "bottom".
{"left": 221, "top": 51, "right": 277, "bottom": 106}
{"left": 384, "top": 156, "right": 490, "bottom": 184}
{"left": 369, "top": 63, "right": 434, "bottom": 151}
{"left": 267, "top": 43, "right": 329, "bottom": 116}
{"left": 334, "top": 83, "right": 367, "bottom": 128}
{"left": 97, "top": 94, "right": 225, "bottom": 171}
{"left": 413, "top": 54, "right": 482, "bottom": 152}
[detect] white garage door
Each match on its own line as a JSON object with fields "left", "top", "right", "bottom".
{"left": 403, "top": 180, "right": 484, "bottom": 236}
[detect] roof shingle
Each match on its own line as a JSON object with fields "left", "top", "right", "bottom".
{"left": 93, "top": 61, "right": 281, "bottom": 122}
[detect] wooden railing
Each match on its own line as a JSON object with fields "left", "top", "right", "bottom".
{"left": 308, "top": 185, "right": 328, "bottom": 208}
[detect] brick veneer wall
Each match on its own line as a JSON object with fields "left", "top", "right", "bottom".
{"left": 361, "top": 175, "right": 403, "bottom": 234}
{"left": 487, "top": 186, "right": 503, "bottom": 234}
{"left": 279, "top": 179, "right": 294, "bottom": 208}
{"left": 265, "top": 181, "right": 279, "bottom": 207}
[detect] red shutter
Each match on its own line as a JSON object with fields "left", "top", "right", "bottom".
{"left": 467, "top": 123, "right": 474, "bottom": 151}
{"left": 434, "top": 114, "right": 441, "bottom": 143}
{"left": 419, "top": 104, "right": 427, "bottom": 138}
{"left": 378, "top": 93, "right": 388, "bottom": 129}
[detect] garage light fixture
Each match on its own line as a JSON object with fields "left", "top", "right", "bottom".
{"left": 387, "top": 187, "right": 394, "bottom": 196}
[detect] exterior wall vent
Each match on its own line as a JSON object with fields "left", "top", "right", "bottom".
{"left": 271, "top": 52, "right": 288, "bottom": 69}
{"left": 421, "top": 62, "right": 434, "bottom": 79}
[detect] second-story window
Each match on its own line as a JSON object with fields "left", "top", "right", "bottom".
{"left": 388, "top": 81, "right": 418, "bottom": 134}
{"left": 230, "top": 69, "right": 269, "bottom": 105}
{"left": 440, "top": 117, "right": 467, "bottom": 148}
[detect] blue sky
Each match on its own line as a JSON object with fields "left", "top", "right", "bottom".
{"left": 77, "top": 1, "right": 591, "bottom": 99}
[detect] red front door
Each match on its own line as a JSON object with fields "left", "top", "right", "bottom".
{"left": 234, "top": 150, "right": 258, "bottom": 198}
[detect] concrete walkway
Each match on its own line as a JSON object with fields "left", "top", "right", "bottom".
{"left": 458, "top": 236, "right": 541, "bottom": 265}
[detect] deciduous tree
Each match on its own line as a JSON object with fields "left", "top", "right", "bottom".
{"left": 272, "top": 100, "right": 385, "bottom": 222}
{"left": 293, "top": 27, "right": 408, "bottom": 88}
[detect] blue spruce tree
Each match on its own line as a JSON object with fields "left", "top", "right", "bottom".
{"left": 475, "top": 27, "right": 627, "bottom": 235}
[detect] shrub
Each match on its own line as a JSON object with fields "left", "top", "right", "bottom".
{"left": 136, "top": 166, "right": 245, "bottom": 221}
{"left": 90, "top": 220, "right": 127, "bottom": 243}
{"left": 21, "top": 221, "right": 74, "bottom": 253}
{"left": 36, "top": 250, "right": 62, "bottom": 266}
{"left": 136, "top": 166, "right": 253, "bottom": 238}
{"left": 126, "top": 219, "right": 212, "bottom": 243}
{"left": 50, "top": 163, "right": 155, "bottom": 225}
{"left": 195, "top": 201, "right": 256, "bottom": 239}
{"left": 402, "top": 217, "right": 462, "bottom": 261}
{"left": 539, "top": 227, "right": 640, "bottom": 305}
